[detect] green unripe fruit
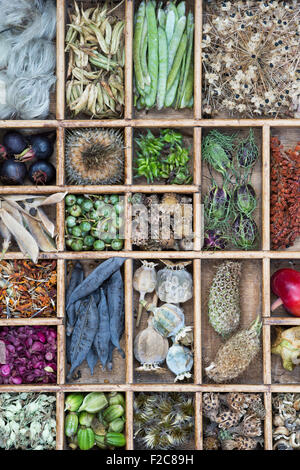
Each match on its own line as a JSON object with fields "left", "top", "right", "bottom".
{"left": 77, "top": 427, "right": 95, "bottom": 450}
{"left": 65, "top": 412, "right": 79, "bottom": 437}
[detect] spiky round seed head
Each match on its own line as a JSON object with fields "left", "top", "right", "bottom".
{"left": 65, "top": 128, "right": 124, "bottom": 185}
{"left": 205, "top": 316, "right": 262, "bottom": 383}
{"left": 208, "top": 261, "right": 242, "bottom": 338}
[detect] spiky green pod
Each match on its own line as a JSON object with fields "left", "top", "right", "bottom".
{"left": 208, "top": 261, "right": 241, "bottom": 338}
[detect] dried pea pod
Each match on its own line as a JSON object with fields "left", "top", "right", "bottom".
{"left": 94, "top": 287, "right": 110, "bottom": 370}
{"left": 67, "top": 295, "right": 99, "bottom": 379}
{"left": 106, "top": 269, "right": 125, "bottom": 358}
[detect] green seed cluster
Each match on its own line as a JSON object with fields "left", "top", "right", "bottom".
{"left": 65, "top": 194, "right": 124, "bottom": 252}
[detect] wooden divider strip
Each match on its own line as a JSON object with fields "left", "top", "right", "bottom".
{"left": 125, "top": 0, "right": 133, "bottom": 120}
{"left": 56, "top": 0, "right": 65, "bottom": 120}
{"left": 57, "top": 324, "right": 66, "bottom": 385}
{"left": 193, "top": 260, "right": 202, "bottom": 384}
{"left": 195, "top": 392, "right": 203, "bottom": 450}
{"left": 125, "top": 259, "right": 134, "bottom": 384}
{"left": 264, "top": 392, "right": 273, "bottom": 450}
{"left": 56, "top": 126, "right": 65, "bottom": 186}
{"left": 194, "top": 0, "right": 202, "bottom": 119}
{"left": 262, "top": 257, "right": 270, "bottom": 318}
{"left": 56, "top": 391, "right": 65, "bottom": 450}
{"left": 263, "top": 324, "right": 272, "bottom": 385}
{"left": 262, "top": 124, "right": 271, "bottom": 251}
{"left": 57, "top": 259, "right": 65, "bottom": 319}
{"left": 126, "top": 390, "right": 134, "bottom": 450}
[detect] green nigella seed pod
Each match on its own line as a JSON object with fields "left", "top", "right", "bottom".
{"left": 208, "top": 261, "right": 242, "bottom": 338}
{"left": 64, "top": 393, "right": 84, "bottom": 412}
{"left": 78, "top": 392, "right": 108, "bottom": 413}
{"left": 102, "top": 404, "right": 125, "bottom": 423}
{"left": 65, "top": 412, "right": 79, "bottom": 437}
{"left": 79, "top": 411, "right": 94, "bottom": 427}
{"left": 77, "top": 427, "right": 95, "bottom": 451}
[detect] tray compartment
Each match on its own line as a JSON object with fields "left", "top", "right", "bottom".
{"left": 0, "top": 127, "right": 58, "bottom": 188}
{"left": 64, "top": 0, "right": 126, "bottom": 121}
{"left": 132, "top": 258, "right": 194, "bottom": 384}
{"left": 65, "top": 259, "right": 126, "bottom": 385}
{"left": 201, "top": 258, "right": 263, "bottom": 385}
{"left": 133, "top": 391, "right": 195, "bottom": 450}
{"left": 270, "top": 259, "right": 300, "bottom": 319}
{"left": 270, "top": 127, "right": 300, "bottom": 252}
{"left": 201, "top": 126, "right": 262, "bottom": 251}
{"left": 132, "top": 0, "right": 196, "bottom": 121}
{"left": 132, "top": 126, "right": 194, "bottom": 185}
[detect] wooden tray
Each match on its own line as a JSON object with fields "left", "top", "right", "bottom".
{"left": 0, "top": 0, "right": 299, "bottom": 451}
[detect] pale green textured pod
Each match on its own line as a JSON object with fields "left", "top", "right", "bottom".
{"left": 208, "top": 261, "right": 241, "bottom": 338}
{"left": 78, "top": 392, "right": 108, "bottom": 413}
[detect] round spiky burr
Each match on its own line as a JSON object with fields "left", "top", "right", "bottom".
{"left": 65, "top": 128, "right": 124, "bottom": 185}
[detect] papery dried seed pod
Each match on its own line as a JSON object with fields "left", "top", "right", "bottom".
{"left": 166, "top": 342, "right": 193, "bottom": 382}
{"left": 156, "top": 260, "right": 193, "bottom": 304}
{"left": 134, "top": 320, "right": 169, "bottom": 370}
{"left": 133, "top": 261, "right": 157, "bottom": 327}
{"left": 215, "top": 410, "right": 241, "bottom": 430}
{"left": 202, "top": 393, "right": 220, "bottom": 420}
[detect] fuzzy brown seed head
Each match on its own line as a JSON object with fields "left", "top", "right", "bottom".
{"left": 205, "top": 316, "right": 262, "bottom": 383}
{"left": 65, "top": 128, "right": 124, "bottom": 185}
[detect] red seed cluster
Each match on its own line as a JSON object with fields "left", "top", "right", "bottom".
{"left": 270, "top": 137, "right": 300, "bottom": 250}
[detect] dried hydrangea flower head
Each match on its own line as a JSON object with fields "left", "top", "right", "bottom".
{"left": 202, "top": 0, "right": 300, "bottom": 118}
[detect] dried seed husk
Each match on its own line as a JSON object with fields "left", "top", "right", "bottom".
{"left": 22, "top": 213, "right": 56, "bottom": 253}
{"left": 0, "top": 209, "right": 39, "bottom": 262}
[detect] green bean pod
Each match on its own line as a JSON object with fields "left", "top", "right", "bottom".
{"left": 133, "top": 1, "right": 146, "bottom": 92}
{"left": 180, "top": 62, "right": 194, "bottom": 109}
{"left": 165, "top": 9, "right": 176, "bottom": 45}
{"left": 177, "top": 1, "right": 186, "bottom": 18}
{"left": 156, "top": 26, "right": 168, "bottom": 110}
{"left": 167, "top": 15, "right": 186, "bottom": 72}
{"left": 140, "top": 16, "right": 151, "bottom": 89}
{"left": 177, "top": 12, "right": 194, "bottom": 106}
{"left": 144, "top": 1, "right": 158, "bottom": 108}
{"left": 165, "top": 70, "right": 180, "bottom": 107}
{"left": 166, "top": 32, "right": 187, "bottom": 92}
